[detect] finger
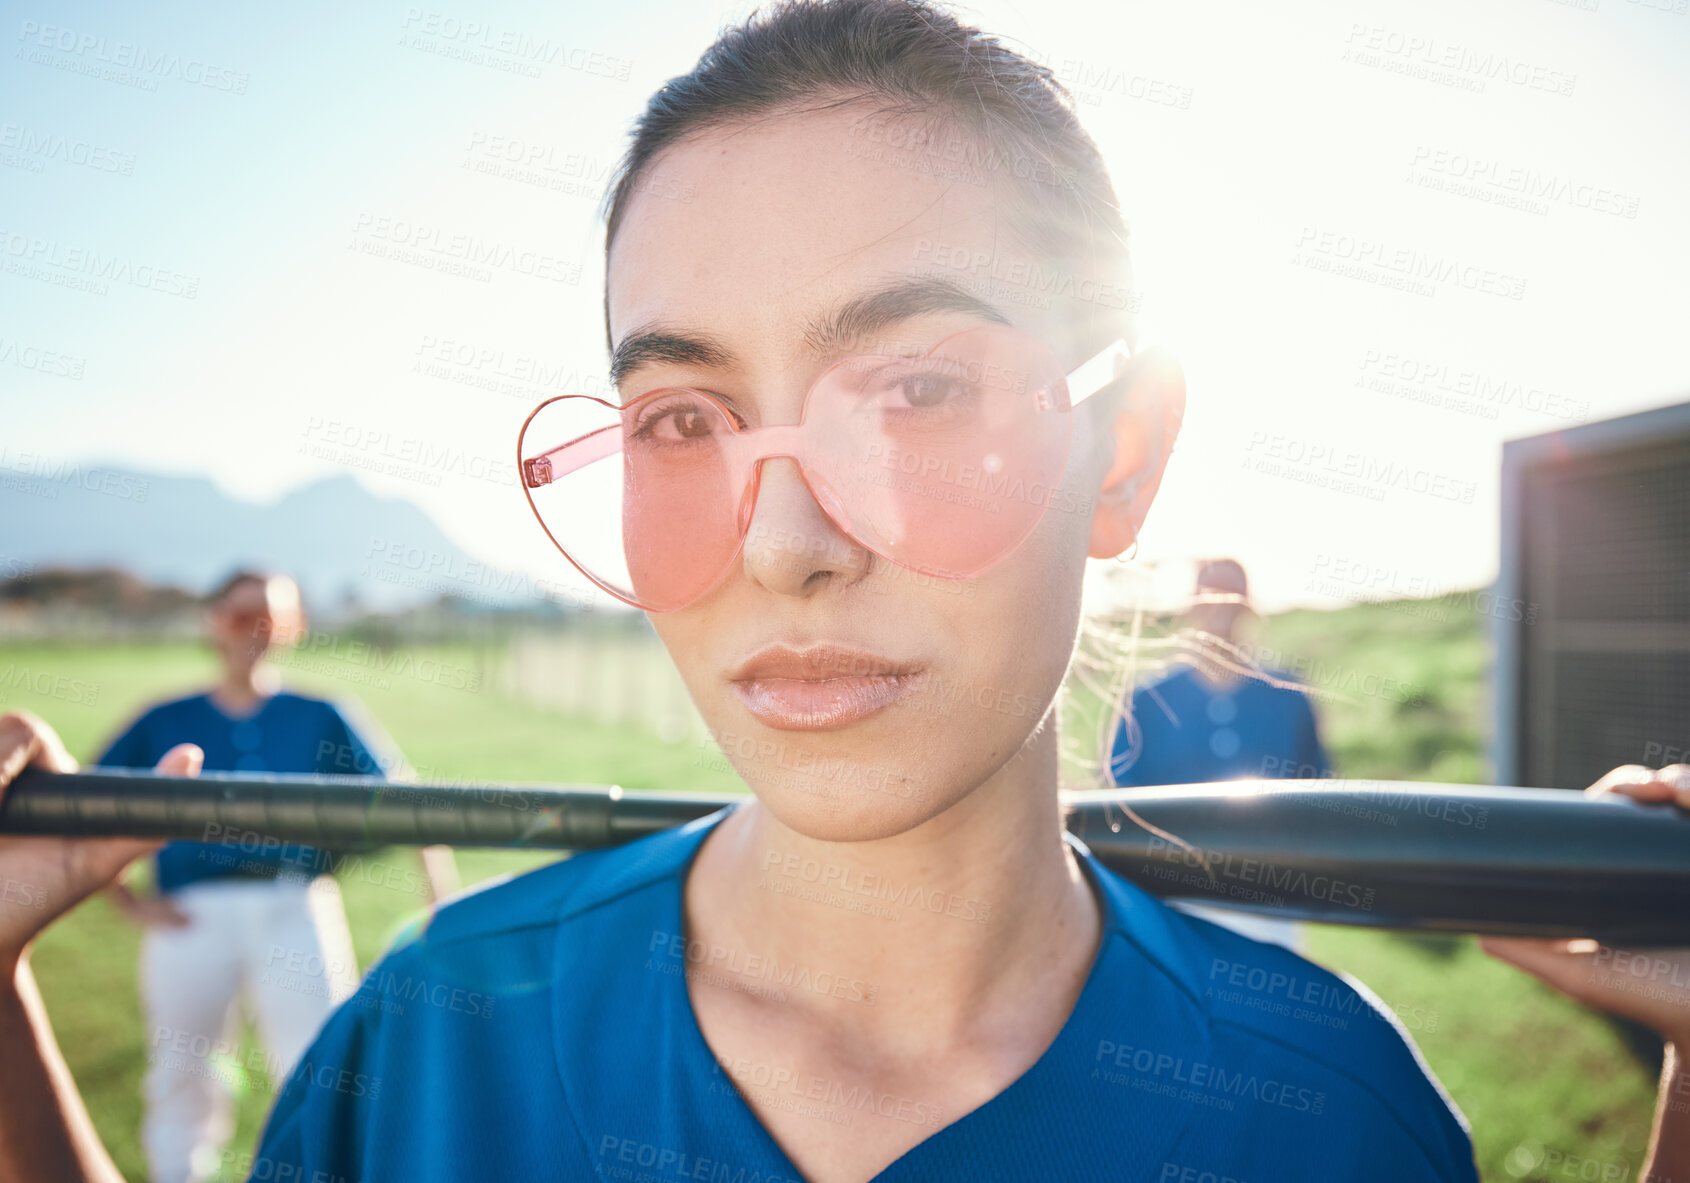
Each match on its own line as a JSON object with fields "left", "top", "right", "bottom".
{"left": 154, "top": 744, "right": 204, "bottom": 778}
{"left": 1479, "top": 936, "right": 1593, "bottom": 993}
{"left": 1656, "top": 764, "right": 1690, "bottom": 810}
{"left": 1584, "top": 765, "right": 1675, "bottom": 801}
{"left": 0, "top": 711, "right": 79, "bottom": 795}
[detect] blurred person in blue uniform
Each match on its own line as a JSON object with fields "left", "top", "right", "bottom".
{"left": 1109, "top": 559, "right": 1330, "bottom": 951}
{"left": 96, "top": 570, "right": 457, "bottom": 1183}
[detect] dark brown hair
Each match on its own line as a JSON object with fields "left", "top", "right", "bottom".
{"left": 208, "top": 569, "right": 273, "bottom": 605}
{"left": 600, "top": 0, "right": 1132, "bottom": 346}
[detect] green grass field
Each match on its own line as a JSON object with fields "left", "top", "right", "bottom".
{"left": 0, "top": 604, "right": 1663, "bottom": 1181}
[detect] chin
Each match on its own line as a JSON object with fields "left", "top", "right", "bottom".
{"left": 735, "top": 759, "right": 963, "bottom": 844}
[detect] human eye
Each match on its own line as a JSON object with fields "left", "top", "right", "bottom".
{"left": 862, "top": 358, "right": 982, "bottom": 422}
{"left": 626, "top": 391, "right": 726, "bottom": 445}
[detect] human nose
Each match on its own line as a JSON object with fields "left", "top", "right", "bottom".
{"left": 740, "top": 458, "right": 871, "bottom": 598}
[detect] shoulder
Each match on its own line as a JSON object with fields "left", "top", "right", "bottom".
{"left": 347, "top": 806, "right": 726, "bottom": 996}
{"left": 271, "top": 690, "right": 350, "bottom": 720}
{"left": 1248, "top": 668, "right": 1316, "bottom": 701}
{"left": 272, "top": 692, "right": 379, "bottom": 741}
{"left": 1131, "top": 664, "right": 1201, "bottom": 700}
{"left": 257, "top": 810, "right": 727, "bottom": 1165}
{"left": 127, "top": 692, "right": 210, "bottom": 727}
{"left": 1086, "top": 859, "right": 1474, "bottom": 1177}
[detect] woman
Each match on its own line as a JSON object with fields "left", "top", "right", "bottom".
{"left": 93, "top": 570, "right": 457, "bottom": 1183}
{"left": 1, "top": 3, "right": 1686, "bottom": 1180}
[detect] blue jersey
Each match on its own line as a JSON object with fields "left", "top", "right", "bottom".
{"left": 1112, "top": 664, "right": 1331, "bottom": 787}
{"left": 96, "top": 691, "right": 388, "bottom": 892}
{"left": 250, "top": 808, "right": 1477, "bottom": 1182}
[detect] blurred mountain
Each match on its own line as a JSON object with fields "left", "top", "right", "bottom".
{"left": 0, "top": 465, "right": 530, "bottom": 612}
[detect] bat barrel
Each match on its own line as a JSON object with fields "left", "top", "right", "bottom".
{"left": 4, "top": 770, "right": 1688, "bottom": 942}
{"left": 1068, "top": 782, "right": 1690, "bottom": 944}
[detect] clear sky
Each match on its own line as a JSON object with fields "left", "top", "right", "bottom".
{"left": 4, "top": 0, "right": 1687, "bottom": 613}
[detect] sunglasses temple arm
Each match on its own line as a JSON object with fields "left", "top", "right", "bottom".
{"left": 522, "top": 423, "right": 622, "bottom": 488}
{"left": 1065, "top": 338, "right": 1134, "bottom": 409}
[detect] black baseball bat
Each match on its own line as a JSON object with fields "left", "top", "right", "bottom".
{"left": 4, "top": 769, "right": 1688, "bottom": 942}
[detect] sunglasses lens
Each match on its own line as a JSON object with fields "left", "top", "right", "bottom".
{"left": 811, "top": 326, "right": 1072, "bottom": 577}
{"left": 520, "top": 328, "right": 1075, "bottom": 610}
{"left": 520, "top": 391, "right": 744, "bottom": 611}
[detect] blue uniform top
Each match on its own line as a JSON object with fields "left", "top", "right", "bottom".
{"left": 96, "top": 691, "right": 388, "bottom": 893}
{"left": 249, "top": 808, "right": 1477, "bottom": 1182}
{"left": 1112, "top": 664, "right": 1331, "bottom": 788}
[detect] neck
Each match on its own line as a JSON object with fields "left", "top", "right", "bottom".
{"left": 211, "top": 665, "right": 279, "bottom": 715}
{"left": 685, "top": 722, "right": 1101, "bottom": 1053}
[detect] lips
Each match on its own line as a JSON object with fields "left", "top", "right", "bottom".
{"left": 729, "top": 644, "right": 926, "bottom": 731}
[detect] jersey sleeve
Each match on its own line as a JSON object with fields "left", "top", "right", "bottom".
{"left": 247, "top": 962, "right": 382, "bottom": 1181}
{"left": 93, "top": 710, "right": 154, "bottom": 769}
{"left": 1109, "top": 686, "right": 1163, "bottom": 787}
{"left": 1293, "top": 690, "right": 1333, "bottom": 777}
{"left": 316, "top": 697, "right": 403, "bottom": 779}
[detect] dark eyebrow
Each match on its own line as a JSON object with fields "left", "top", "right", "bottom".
{"left": 608, "top": 330, "right": 737, "bottom": 389}
{"left": 608, "top": 276, "right": 1012, "bottom": 389}
{"left": 803, "top": 276, "right": 1011, "bottom": 354}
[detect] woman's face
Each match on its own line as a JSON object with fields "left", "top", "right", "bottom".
{"left": 607, "top": 105, "right": 1129, "bottom": 842}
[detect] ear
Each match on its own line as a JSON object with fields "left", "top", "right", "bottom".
{"left": 1087, "top": 348, "right": 1186, "bottom": 560}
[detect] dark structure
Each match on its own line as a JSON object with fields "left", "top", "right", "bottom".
{"left": 1495, "top": 401, "right": 1690, "bottom": 789}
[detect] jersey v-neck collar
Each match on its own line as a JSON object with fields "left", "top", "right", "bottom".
{"left": 550, "top": 807, "right": 1214, "bottom": 1182}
